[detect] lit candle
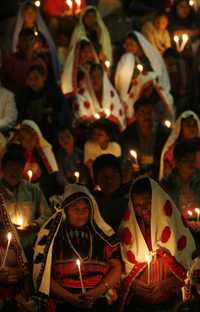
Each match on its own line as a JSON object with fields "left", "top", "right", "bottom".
{"left": 104, "top": 60, "right": 110, "bottom": 69}
{"left": 75, "top": 0, "right": 81, "bottom": 13}
{"left": 145, "top": 253, "right": 152, "bottom": 285}
{"left": 27, "top": 169, "right": 33, "bottom": 182}
{"left": 187, "top": 209, "right": 193, "bottom": 220}
{"left": 34, "top": 30, "right": 38, "bottom": 37}
{"left": 180, "top": 33, "right": 189, "bottom": 52}
{"left": 1, "top": 232, "right": 12, "bottom": 268}
{"left": 76, "top": 259, "right": 86, "bottom": 294}
{"left": 94, "top": 113, "right": 100, "bottom": 119}
{"left": 34, "top": 0, "right": 41, "bottom": 7}
{"left": 66, "top": 0, "right": 73, "bottom": 14}
{"left": 189, "top": 0, "right": 194, "bottom": 6}
{"left": 195, "top": 208, "right": 200, "bottom": 221}
{"left": 105, "top": 108, "right": 111, "bottom": 117}
{"left": 164, "top": 120, "right": 171, "bottom": 128}
{"left": 136, "top": 64, "right": 143, "bottom": 73}
{"left": 129, "top": 150, "right": 138, "bottom": 164}
{"left": 174, "top": 35, "right": 180, "bottom": 52}
{"left": 15, "top": 215, "right": 24, "bottom": 230}
{"left": 74, "top": 171, "right": 80, "bottom": 183}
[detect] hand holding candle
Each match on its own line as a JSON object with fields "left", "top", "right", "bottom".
{"left": 27, "top": 169, "right": 33, "bottom": 182}
{"left": 74, "top": 171, "right": 80, "bottom": 183}
{"left": 76, "top": 259, "right": 86, "bottom": 294}
{"left": 195, "top": 208, "right": 200, "bottom": 221}
{"left": 1, "top": 232, "right": 12, "bottom": 268}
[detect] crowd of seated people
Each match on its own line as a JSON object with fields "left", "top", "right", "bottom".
{"left": 1, "top": 0, "right": 200, "bottom": 311}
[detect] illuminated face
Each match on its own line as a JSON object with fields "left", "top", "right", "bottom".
{"left": 181, "top": 117, "right": 198, "bottom": 140}
{"left": 66, "top": 199, "right": 90, "bottom": 228}
{"left": 132, "top": 192, "right": 151, "bottom": 225}
{"left": 23, "top": 5, "right": 37, "bottom": 27}
{"left": 176, "top": 0, "right": 191, "bottom": 19}
{"left": 92, "top": 128, "right": 109, "bottom": 148}
{"left": 58, "top": 129, "right": 74, "bottom": 151}
{"left": 19, "top": 126, "right": 38, "bottom": 151}
{"left": 90, "top": 68, "right": 103, "bottom": 93}
{"left": 26, "top": 70, "right": 45, "bottom": 92}
{"left": 96, "top": 166, "right": 121, "bottom": 194}
{"left": 154, "top": 15, "right": 168, "bottom": 31}
{"left": 3, "top": 161, "right": 24, "bottom": 187}
{"left": 123, "top": 38, "right": 141, "bottom": 55}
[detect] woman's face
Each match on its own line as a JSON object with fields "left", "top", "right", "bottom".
{"left": 83, "top": 10, "right": 97, "bottom": 29}
{"left": 181, "top": 117, "right": 198, "bottom": 140}
{"left": 79, "top": 44, "right": 95, "bottom": 65}
{"left": 132, "top": 192, "right": 151, "bottom": 225}
{"left": 23, "top": 5, "right": 37, "bottom": 27}
{"left": 154, "top": 15, "right": 168, "bottom": 31}
{"left": 90, "top": 68, "right": 103, "bottom": 93}
{"left": 26, "top": 70, "right": 45, "bottom": 92}
{"left": 19, "top": 126, "right": 38, "bottom": 151}
{"left": 176, "top": 0, "right": 191, "bottom": 19}
{"left": 123, "top": 38, "right": 141, "bottom": 55}
{"left": 66, "top": 199, "right": 90, "bottom": 228}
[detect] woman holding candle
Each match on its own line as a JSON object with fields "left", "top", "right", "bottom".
{"left": 115, "top": 31, "right": 174, "bottom": 124}
{"left": 33, "top": 184, "right": 121, "bottom": 311}
{"left": 119, "top": 176, "right": 196, "bottom": 312}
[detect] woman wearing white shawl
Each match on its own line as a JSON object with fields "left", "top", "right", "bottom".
{"left": 74, "top": 62, "right": 126, "bottom": 131}
{"left": 118, "top": 176, "right": 196, "bottom": 312}
{"left": 33, "top": 184, "right": 121, "bottom": 311}
{"left": 69, "top": 6, "right": 113, "bottom": 64}
{"left": 12, "top": 1, "right": 60, "bottom": 81}
{"left": 159, "top": 110, "right": 200, "bottom": 181}
{"left": 115, "top": 31, "right": 174, "bottom": 124}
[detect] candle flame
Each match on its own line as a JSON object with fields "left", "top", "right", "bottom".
{"left": 129, "top": 150, "right": 137, "bottom": 160}
{"left": 136, "top": 64, "right": 143, "bottom": 72}
{"left": 27, "top": 170, "right": 33, "bottom": 180}
{"left": 76, "top": 259, "right": 81, "bottom": 267}
{"left": 189, "top": 0, "right": 194, "bottom": 6}
{"left": 74, "top": 171, "right": 80, "bottom": 179}
{"left": 94, "top": 113, "right": 100, "bottom": 119}
{"left": 174, "top": 35, "right": 179, "bottom": 43}
{"left": 105, "top": 108, "right": 110, "bottom": 117}
{"left": 105, "top": 60, "right": 110, "bottom": 68}
{"left": 75, "top": 0, "right": 81, "bottom": 5}
{"left": 34, "top": 30, "right": 38, "bottom": 37}
{"left": 66, "top": 0, "right": 73, "bottom": 7}
{"left": 195, "top": 208, "right": 200, "bottom": 214}
{"left": 7, "top": 232, "right": 12, "bottom": 241}
{"left": 145, "top": 253, "right": 152, "bottom": 264}
{"left": 164, "top": 120, "right": 171, "bottom": 128}
{"left": 35, "top": 0, "right": 41, "bottom": 7}
{"left": 188, "top": 210, "right": 193, "bottom": 216}
{"left": 182, "top": 33, "right": 189, "bottom": 43}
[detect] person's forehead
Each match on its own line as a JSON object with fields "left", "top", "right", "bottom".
{"left": 69, "top": 198, "right": 90, "bottom": 208}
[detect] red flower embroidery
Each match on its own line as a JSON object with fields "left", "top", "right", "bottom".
{"left": 110, "top": 103, "right": 114, "bottom": 111}
{"left": 177, "top": 235, "right": 187, "bottom": 251}
{"left": 110, "top": 90, "right": 115, "bottom": 98}
{"left": 164, "top": 200, "right": 173, "bottom": 217}
{"left": 121, "top": 227, "right": 133, "bottom": 245}
{"left": 127, "top": 250, "right": 136, "bottom": 264}
{"left": 123, "top": 208, "right": 131, "bottom": 222}
{"left": 84, "top": 101, "right": 90, "bottom": 109}
{"left": 161, "top": 226, "right": 171, "bottom": 243}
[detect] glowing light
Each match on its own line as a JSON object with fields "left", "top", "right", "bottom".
{"left": 76, "top": 259, "right": 85, "bottom": 294}
{"left": 94, "top": 113, "right": 100, "bottom": 119}
{"left": 34, "top": 30, "right": 38, "bottom": 37}
{"left": 66, "top": 0, "right": 73, "bottom": 8}
{"left": 173, "top": 35, "right": 179, "bottom": 43}
{"left": 164, "top": 120, "right": 171, "bottom": 128}
{"left": 105, "top": 60, "right": 110, "bottom": 69}
{"left": 188, "top": 210, "right": 193, "bottom": 216}
{"left": 189, "top": 0, "right": 194, "bottom": 6}
{"left": 105, "top": 108, "right": 111, "bottom": 117}
{"left": 27, "top": 170, "right": 33, "bottom": 182}
{"left": 74, "top": 171, "right": 80, "bottom": 183}
{"left": 1, "top": 232, "right": 12, "bottom": 267}
{"left": 75, "top": 0, "right": 81, "bottom": 6}
{"left": 34, "top": 0, "right": 41, "bottom": 7}
{"left": 136, "top": 64, "right": 143, "bottom": 72}
{"left": 129, "top": 150, "right": 137, "bottom": 162}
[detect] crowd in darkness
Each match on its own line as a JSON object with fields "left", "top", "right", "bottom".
{"left": 1, "top": 0, "right": 200, "bottom": 311}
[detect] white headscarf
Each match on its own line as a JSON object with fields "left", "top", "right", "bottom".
{"left": 119, "top": 176, "right": 196, "bottom": 311}
{"left": 69, "top": 6, "right": 112, "bottom": 64}
{"left": 159, "top": 110, "right": 200, "bottom": 180}
{"left": 33, "top": 184, "right": 116, "bottom": 296}
{"left": 12, "top": 1, "right": 60, "bottom": 81}
{"left": 21, "top": 120, "right": 58, "bottom": 173}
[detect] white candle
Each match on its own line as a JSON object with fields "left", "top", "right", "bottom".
{"left": 136, "top": 64, "right": 143, "bottom": 73}
{"left": 34, "top": 0, "right": 41, "bottom": 7}
{"left": 74, "top": 171, "right": 80, "bottom": 183}
{"left": 105, "top": 108, "right": 111, "bottom": 117}
{"left": 1, "top": 232, "right": 12, "bottom": 268}
{"left": 94, "top": 113, "right": 100, "bottom": 119}
{"left": 164, "top": 120, "right": 171, "bottom": 128}
{"left": 180, "top": 33, "right": 189, "bottom": 52}
{"left": 145, "top": 253, "right": 152, "bottom": 285}
{"left": 195, "top": 208, "right": 200, "bottom": 221}
{"left": 15, "top": 215, "right": 24, "bottom": 230}
{"left": 76, "top": 259, "right": 86, "bottom": 294}
{"left": 27, "top": 169, "right": 33, "bottom": 182}
{"left": 187, "top": 209, "right": 193, "bottom": 220}
{"left": 34, "top": 30, "right": 39, "bottom": 37}
{"left": 129, "top": 150, "right": 138, "bottom": 164}
{"left": 75, "top": 0, "right": 81, "bottom": 13}
{"left": 104, "top": 60, "right": 110, "bottom": 69}
{"left": 66, "top": 0, "right": 73, "bottom": 14}
{"left": 174, "top": 35, "right": 180, "bottom": 52}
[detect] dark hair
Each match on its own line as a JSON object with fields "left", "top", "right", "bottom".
{"left": 134, "top": 97, "right": 154, "bottom": 113}
{"left": 174, "top": 139, "right": 198, "bottom": 161}
{"left": 163, "top": 47, "right": 180, "bottom": 59}
{"left": 89, "top": 63, "right": 103, "bottom": 75}
{"left": 131, "top": 177, "right": 152, "bottom": 195}
{"left": 79, "top": 39, "right": 91, "bottom": 50}
{"left": 1, "top": 144, "right": 26, "bottom": 167}
{"left": 90, "top": 119, "right": 112, "bottom": 138}
{"left": 93, "top": 154, "right": 122, "bottom": 183}
{"left": 19, "top": 28, "right": 36, "bottom": 39}
{"left": 154, "top": 10, "right": 169, "bottom": 20}
{"left": 125, "top": 32, "right": 139, "bottom": 43}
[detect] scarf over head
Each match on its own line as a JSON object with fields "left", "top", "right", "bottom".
{"left": 159, "top": 110, "right": 200, "bottom": 180}
{"left": 12, "top": 0, "right": 60, "bottom": 81}
{"left": 118, "top": 176, "right": 196, "bottom": 311}
{"left": 33, "top": 183, "right": 118, "bottom": 296}
{"left": 69, "top": 6, "right": 112, "bottom": 64}
{"left": 21, "top": 119, "right": 58, "bottom": 174}
{"left": 115, "top": 31, "right": 174, "bottom": 123}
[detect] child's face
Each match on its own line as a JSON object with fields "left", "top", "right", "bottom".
{"left": 154, "top": 15, "right": 168, "bottom": 31}
{"left": 26, "top": 70, "right": 45, "bottom": 92}
{"left": 92, "top": 128, "right": 109, "bottom": 148}
{"left": 132, "top": 192, "right": 151, "bottom": 225}
{"left": 181, "top": 117, "right": 198, "bottom": 140}
{"left": 58, "top": 130, "right": 74, "bottom": 151}
{"left": 23, "top": 6, "right": 37, "bottom": 27}
{"left": 79, "top": 45, "right": 95, "bottom": 65}
{"left": 123, "top": 38, "right": 141, "bottom": 55}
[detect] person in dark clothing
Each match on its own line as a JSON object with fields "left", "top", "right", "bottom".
{"left": 120, "top": 98, "right": 171, "bottom": 180}
{"left": 92, "top": 154, "right": 128, "bottom": 232}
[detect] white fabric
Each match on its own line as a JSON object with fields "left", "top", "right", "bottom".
{"left": 33, "top": 184, "right": 115, "bottom": 295}
{"left": 0, "top": 86, "right": 18, "bottom": 130}
{"left": 21, "top": 120, "right": 58, "bottom": 172}
{"left": 69, "top": 6, "right": 113, "bottom": 63}
{"left": 159, "top": 111, "right": 200, "bottom": 180}
{"left": 84, "top": 140, "right": 121, "bottom": 164}
{"left": 120, "top": 176, "right": 196, "bottom": 277}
